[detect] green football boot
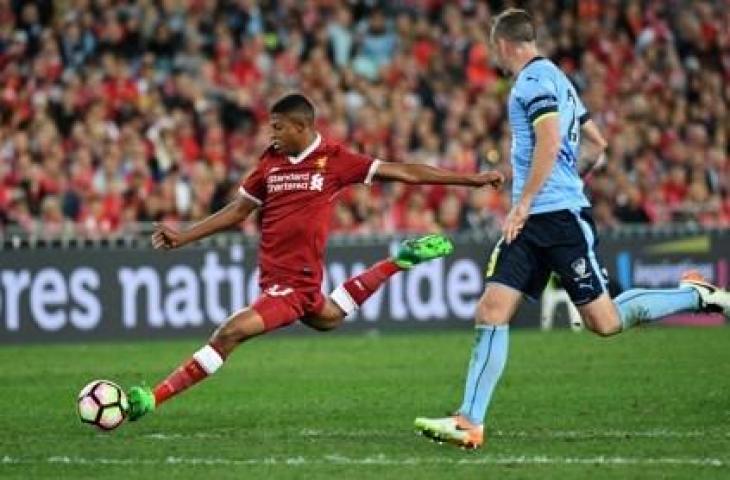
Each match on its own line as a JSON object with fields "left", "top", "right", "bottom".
{"left": 395, "top": 234, "right": 454, "bottom": 269}
{"left": 126, "top": 385, "right": 155, "bottom": 421}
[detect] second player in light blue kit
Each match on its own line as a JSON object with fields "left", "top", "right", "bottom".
{"left": 508, "top": 44, "right": 590, "bottom": 214}
{"left": 414, "top": 8, "right": 730, "bottom": 449}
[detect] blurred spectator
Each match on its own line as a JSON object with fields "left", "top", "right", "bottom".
{"left": 0, "top": 0, "right": 728, "bottom": 240}
{"left": 352, "top": 8, "right": 397, "bottom": 80}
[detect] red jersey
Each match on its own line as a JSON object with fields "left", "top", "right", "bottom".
{"left": 239, "top": 135, "right": 379, "bottom": 291}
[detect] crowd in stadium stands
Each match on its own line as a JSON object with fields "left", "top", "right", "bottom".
{"left": 0, "top": 0, "right": 728, "bottom": 239}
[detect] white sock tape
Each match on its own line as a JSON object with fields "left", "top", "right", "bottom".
{"left": 192, "top": 345, "right": 224, "bottom": 375}
{"left": 330, "top": 285, "right": 359, "bottom": 315}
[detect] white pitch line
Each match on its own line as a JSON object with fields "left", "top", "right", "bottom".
{"left": 297, "top": 428, "right": 726, "bottom": 440}
{"left": 142, "top": 432, "right": 225, "bottom": 440}
{"left": 0, "top": 455, "right": 726, "bottom": 468}
{"left": 491, "top": 429, "right": 718, "bottom": 439}
{"left": 138, "top": 428, "right": 726, "bottom": 441}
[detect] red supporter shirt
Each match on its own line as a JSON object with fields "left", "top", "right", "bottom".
{"left": 239, "top": 134, "right": 380, "bottom": 291}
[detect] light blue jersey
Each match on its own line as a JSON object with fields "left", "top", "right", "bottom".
{"left": 508, "top": 56, "right": 590, "bottom": 214}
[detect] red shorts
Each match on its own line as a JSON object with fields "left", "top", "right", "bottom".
{"left": 250, "top": 284, "right": 326, "bottom": 332}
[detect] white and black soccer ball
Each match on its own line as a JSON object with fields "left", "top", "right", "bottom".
{"left": 77, "top": 380, "right": 129, "bottom": 431}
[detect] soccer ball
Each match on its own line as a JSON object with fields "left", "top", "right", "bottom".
{"left": 77, "top": 380, "right": 129, "bottom": 431}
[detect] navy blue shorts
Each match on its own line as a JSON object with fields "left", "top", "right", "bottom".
{"left": 485, "top": 208, "right": 608, "bottom": 305}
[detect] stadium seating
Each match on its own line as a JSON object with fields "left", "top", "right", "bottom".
{"left": 0, "top": 1, "right": 727, "bottom": 239}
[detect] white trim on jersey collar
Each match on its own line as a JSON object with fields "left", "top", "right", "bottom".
{"left": 288, "top": 133, "right": 322, "bottom": 164}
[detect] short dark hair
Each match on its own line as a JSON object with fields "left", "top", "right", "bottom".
{"left": 270, "top": 93, "right": 315, "bottom": 124}
{"left": 490, "top": 8, "right": 536, "bottom": 43}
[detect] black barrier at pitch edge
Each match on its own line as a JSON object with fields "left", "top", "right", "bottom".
{"left": 0, "top": 229, "right": 727, "bottom": 344}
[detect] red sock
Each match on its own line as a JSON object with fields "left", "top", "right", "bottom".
{"left": 335, "top": 260, "right": 401, "bottom": 310}
{"left": 153, "top": 342, "right": 227, "bottom": 406}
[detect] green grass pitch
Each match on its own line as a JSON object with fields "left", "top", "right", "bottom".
{"left": 1, "top": 327, "right": 728, "bottom": 479}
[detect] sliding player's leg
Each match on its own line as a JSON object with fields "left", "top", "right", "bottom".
{"left": 300, "top": 300, "right": 346, "bottom": 331}
{"left": 127, "top": 234, "right": 456, "bottom": 421}
{"left": 127, "top": 289, "right": 305, "bottom": 421}
{"left": 301, "top": 234, "right": 455, "bottom": 331}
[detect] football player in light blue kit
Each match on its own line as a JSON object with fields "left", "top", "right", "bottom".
{"left": 414, "top": 8, "right": 730, "bottom": 449}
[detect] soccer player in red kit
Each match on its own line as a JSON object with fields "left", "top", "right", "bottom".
{"left": 126, "top": 94, "right": 504, "bottom": 421}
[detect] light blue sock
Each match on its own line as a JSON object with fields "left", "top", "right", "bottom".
{"left": 457, "top": 324, "right": 509, "bottom": 426}
{"left": 615, "top": 287, "right": 700, "bottom": 330}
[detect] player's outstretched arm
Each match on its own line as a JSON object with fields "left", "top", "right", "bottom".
{"left": 151, "top": 196, "right": 258, "bottom": 250}
{"left": 373, "top": 162, "right": 504, "bottom": 189}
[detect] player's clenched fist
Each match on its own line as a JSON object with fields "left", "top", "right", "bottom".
{"left": 151, "top": 223, "right": 185, "bottom": 250}
{"left": 476, "top": 171, "right": 505, "bottom": 190}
